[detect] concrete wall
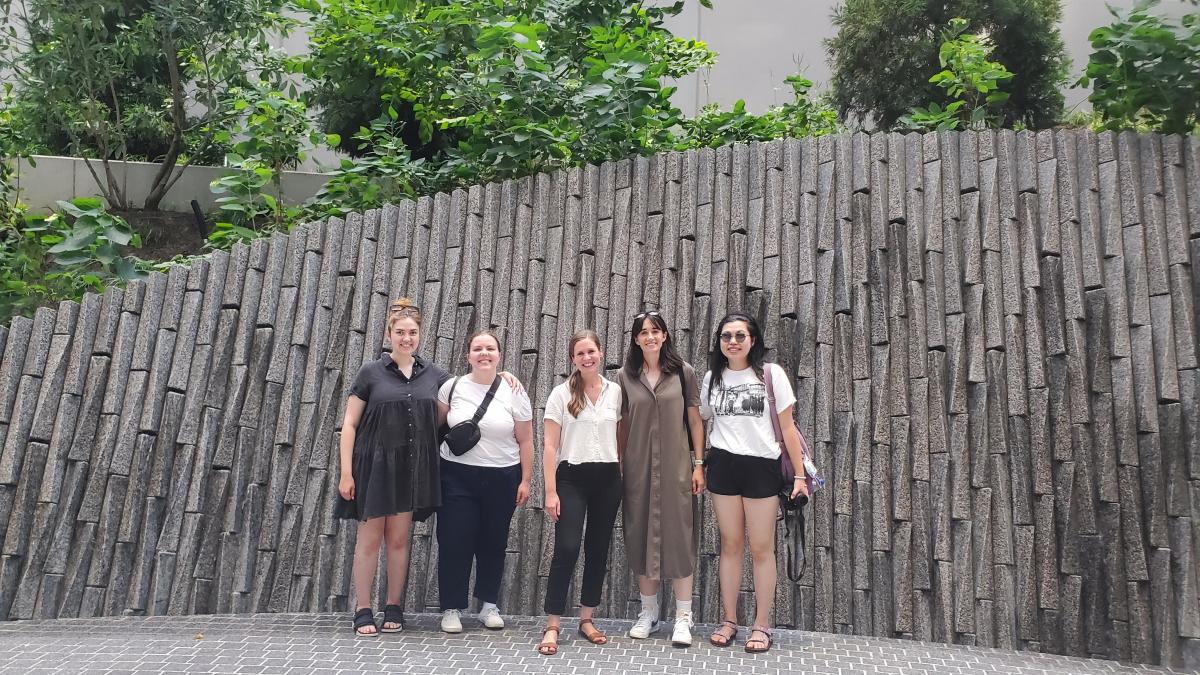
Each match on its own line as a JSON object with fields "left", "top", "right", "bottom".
{"left": 0, "top": 131, "right": 1197, "bottom": 668}
{"left": 663, "top": 0, "right": 1197, "bottom": 115}
{"left": 12, "top": 156, "right": 331, "bottom": 214}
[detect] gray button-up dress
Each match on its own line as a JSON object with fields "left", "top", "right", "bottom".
{"left": 617, "top": 362, "right": 700, "bottom": 580}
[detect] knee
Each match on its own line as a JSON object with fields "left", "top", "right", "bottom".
{"left": 719, "top": 534, "right": 744, "bottom": 557}
{"left": 749, "top": 539, "right": 775, "bottom": 563}
{"left": 386, "top": 534, "right": 410, "bottom": 556}
{"left": 356, "top": 530, "right": 383, "bottom": 555}
{"left": 553, "top": 536, "right": 583, "bottom": 562}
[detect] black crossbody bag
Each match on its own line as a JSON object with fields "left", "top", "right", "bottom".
{"left": 442, "top": 376, "right": 502, "bottom": 456}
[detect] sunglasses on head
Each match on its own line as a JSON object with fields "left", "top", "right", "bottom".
{"left": 634, "top": 310, "right": 660, "bottom": 320}
{"left": 390, "top": 304, "right": 420, "bottom": 317}
{"left": 720, "top": 331, "right": 750, "bottom": 344}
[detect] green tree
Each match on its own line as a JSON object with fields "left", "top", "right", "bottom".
{"left": 297, "top": 0, "right": 715, "bottom": 185}
{"left": 825, "top": 0, "right": 1068, "bottom": 129}
{"left": 0, "top": 0, "right": 295, "bottom": 210}
{"left": 900, "top": 17, "right": 1014, "bottom": 131}
{"left": 1077, "top": 0, "right": 1200, "bottom": 135}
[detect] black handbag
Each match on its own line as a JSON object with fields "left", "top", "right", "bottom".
{"left": 442, "top": 376, "right": 502, "bottom": 456}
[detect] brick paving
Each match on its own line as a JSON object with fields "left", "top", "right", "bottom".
{"left": 0, "top": 613, "right": 1190, "bottom": 675}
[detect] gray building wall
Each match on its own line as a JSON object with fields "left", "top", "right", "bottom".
{"left": 0, "top": 131, "right": 1197, "bottom": 669}
{"left": 662, "top": 0, "right": 1196, "bottom": 116}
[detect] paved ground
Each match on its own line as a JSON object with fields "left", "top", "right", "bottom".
{"left": 0, "top": 613, "right": 1189, "bottom": 674}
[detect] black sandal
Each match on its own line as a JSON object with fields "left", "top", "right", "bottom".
{"left": 381, "top": 604, "right": 404, "bottom": 633}
{"left": 353, "top": 608, "right": 378, "bottom": 637}
{"left": 709, "top": 620, "right": 738, "bottom": 647}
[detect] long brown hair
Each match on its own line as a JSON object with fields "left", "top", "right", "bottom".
{"left": 566, "top": 330, "right": 603, "bottom": 418}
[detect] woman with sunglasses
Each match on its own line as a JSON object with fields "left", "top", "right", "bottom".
{"left": 616, "top": 310, "right": 706, "bottom": 646}
{"left": 700, "top": 313, "right": 809, "bottom": 654}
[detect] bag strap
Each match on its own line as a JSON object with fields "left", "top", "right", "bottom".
{"left": 681, "top": 370, "right": 693, "bottom": 454}
{"left": 470, "top": 376, "right": 503, "bottom": 424}
{"left": 782, "top": 508, "right": 807, "bottom": 582}
{"left": 764, "top": 365, "right": 783, "bottom": 445}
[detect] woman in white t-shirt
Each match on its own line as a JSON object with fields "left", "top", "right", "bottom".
{"left": 699, "top": 312, "right": 809, "bottom": 654}
{"left": 536, "top": 330, "right": 623, "bottom": 655}
{"left": 435, "top": 330, "right": 534, "bottom": 634}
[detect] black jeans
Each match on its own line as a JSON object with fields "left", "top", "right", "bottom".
{"left": 543, "top": 462, "right": 623, "bottom": 615}
{"left": 437, "top": 459, "right": 521, "bottom": 611}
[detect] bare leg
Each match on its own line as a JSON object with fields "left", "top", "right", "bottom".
{"left": 352, "top": 517, "right": 386, "bottom": 634}
{"left": 743, "top": 496, "right": 779, "bottom": 648}
{"left": 638, "top": 576, "right": 659, "bottom": 597}
{"left": 381, "top": 512, "right": 413, "bottom": 629}
{"left": 711, "top": 493, "right": 746, "bottom": 623}
{"left": 671, "top": 575, "right": 693, "bottom": 604}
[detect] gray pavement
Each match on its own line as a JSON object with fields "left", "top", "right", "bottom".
{"left": 0, "top": 613, "right": 1188, "bottom": 674}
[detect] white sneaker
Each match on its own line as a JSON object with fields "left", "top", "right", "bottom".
{"left": 441, "top": 609, "right": 462, "bottom": 633}
{"left": 671, "top": 612, "right": 694, "bottom": 646}
{"left": 627, "top": 608, "right": 661, "bottom": 639}
{"left": 478, "top": 603, "right": 505, "bottom": 630}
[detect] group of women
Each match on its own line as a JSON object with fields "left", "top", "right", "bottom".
{"left": 334, "top": 299, "right": 809, "bottom": 655}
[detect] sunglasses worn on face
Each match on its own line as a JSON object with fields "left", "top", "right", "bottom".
{"left": 720, "top": 331, "right": 749, "bottom": 344}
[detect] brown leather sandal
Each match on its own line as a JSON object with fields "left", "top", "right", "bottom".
{"left": 709, "top": 620, "right": 737, "bottom": 647}
{"left": 577, "top": 618, "right": 608, "bottom": 645}
{"left": 744, "top": 625, "right": 773, "bottom": 653}
{"left": 537, "top": 625, "right": 561, "bottom": 655}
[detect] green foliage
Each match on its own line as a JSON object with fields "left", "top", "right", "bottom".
{"left": 900, "top": 18, "right": 1014, "bottom": 131}
{"left": 207, "top": 85, "right": 330, "bottom": 242}
{"left": 675, "top": 75, "right": 839, "bottom": 148}
{"left": 298, "top": 0, "right": 712, "bottom": 186}
{"left": 0, "top": 198, "right": 145, "bottom": 323}
{"left": 304, "top": 116, "right": 427, "bottom": 220}
{"left": 1077, "top": 0, "right": 1200, "bottom": 135}
{"left": 0, "top": 0, "right": 296, "bottom": 209}
{"left": 826, "top": 0, "right": 1068, "bottom": 129}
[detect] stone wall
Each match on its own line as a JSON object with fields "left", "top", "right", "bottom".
{"left": 0, "top": 131, "right": 1197, "bottom": 667}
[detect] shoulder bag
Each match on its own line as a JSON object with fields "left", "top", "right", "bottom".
{"left": 442, "top": 376, "right": 502, "bottom": 456}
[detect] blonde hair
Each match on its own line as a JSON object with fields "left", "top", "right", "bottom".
{"left": 566, "top": 330, "right": 603, "bottom": 418}
{"left": 387, "top": 297, "right": 422, "bottom": 331}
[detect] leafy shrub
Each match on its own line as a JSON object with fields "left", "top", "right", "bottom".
{"left": 900, "top": 18, "right": 1014, "bottom": 131}
{"left": 0, "top": 199, "right": 145, "bottom": 323}
{"left": 826, "top": 0, "right": 1068, "bottom": 129}
{"left": 675, "top": 75, "right": 839, "bottom": 148}
{"left": 1077, "top": 0, "right": 1200, "bottom": 135}
{"left": 298, "top": 0, "right": 712, "bottom": 187}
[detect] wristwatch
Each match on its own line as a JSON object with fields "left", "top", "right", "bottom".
{"left": 692, "top": 458, "right": 704, "bottom": 467}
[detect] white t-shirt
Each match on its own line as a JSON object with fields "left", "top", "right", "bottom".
{"left": 438, "top": 376, "right": 533, "bottom": 467}
{"left": 699, "top": 363, "right": 795, "bottom": 459}
{"left": 543, "top": 378, "right": 621, "bottom": 465}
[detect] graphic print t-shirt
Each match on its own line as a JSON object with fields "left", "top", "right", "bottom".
{"left": 699, "top": 363, "right": 795, "bottom": 459}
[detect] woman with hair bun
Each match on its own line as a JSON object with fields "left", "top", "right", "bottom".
{"left": 335, "top": 298, "right": 449, "bottom": 637}
{"left": 536, "top": 330, "right": 623, "bottom": 655}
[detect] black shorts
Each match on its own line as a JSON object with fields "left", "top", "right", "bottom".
{"left": 704, "top": 447, "right": 783, "bottom": 499}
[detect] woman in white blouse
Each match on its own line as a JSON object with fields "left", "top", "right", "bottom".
{"left": 536, "top": 330, "right": 623, "bottom": 656}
